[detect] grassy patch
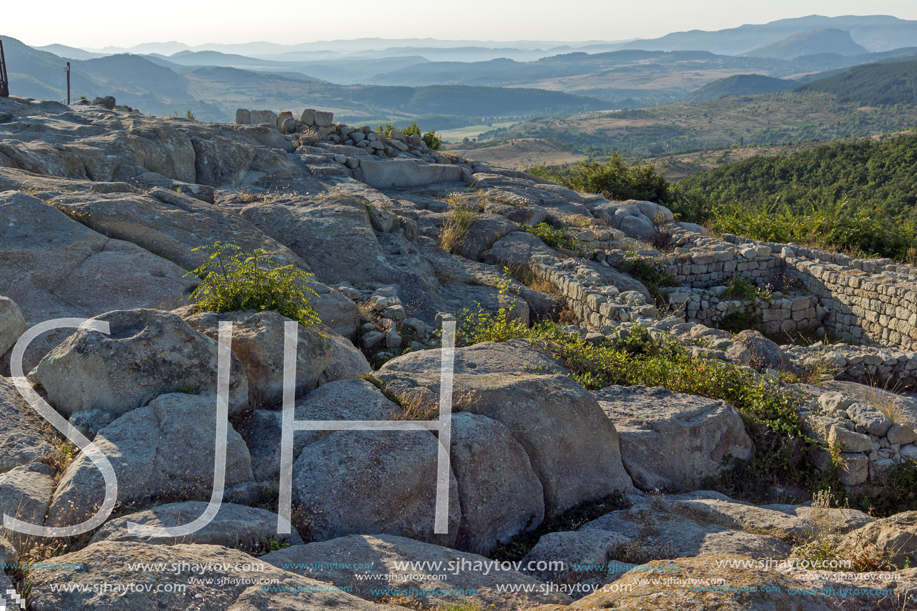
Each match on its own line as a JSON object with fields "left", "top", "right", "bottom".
{"left": 619, "top": 254, "right": 680, "bottom": 306}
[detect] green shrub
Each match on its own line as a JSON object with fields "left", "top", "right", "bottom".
{"left": 378, "top": 121, "right": 442, "bottom": 150}
{"left": 519, "top": 222, "right": 591, "bottom": 255}
{"left": 529, "top": 153, "right": 672, "bottom": 203}
{"left": 619, "top": 254, "right": 680, "bottom": 305}
{"left": 186, "top": 242, "right": 320, "bottom": 328}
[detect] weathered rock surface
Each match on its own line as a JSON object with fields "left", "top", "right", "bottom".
{"left": 181, "top": 308, "right": 332, "bottom": 407}
{"left": 47, "top": 393, "right": 253, "bottom": 527}
{"left": 378, "top": 358, "right": 634, "bottom": 513}
{"left": 238, "top": 378, "right": 403, "bottom": 481}
{"left": 0, "top": 376, "right": 56, "bottom": 474}
{"left": 736, "top": 329, "right": 793, "bottom": 371}
{"left": 316, "top": 327, "right": 371, "bottom": 385}
{"left": 536, "top": 554, "right": 843, "bottom": 611}
{"left": 27, "top": 541, "right": 401, "bottom": 610}
{"left": 262, "top": 534, "right": 572, "bottom": 608}
{"left": 0, "top": 461, "right": 55, "bottom": 552}
{"left": 0, "top": 296, "right": 26, "bottom": 357}
{"left": 521, "top": 530, "right": 633, "bottom": 581}
{"left": 594, "top": 385, "right": 755, "bottom": 491}
{"left": 35, "top": 309, "right": 249, "bottom": 418}
{"left": 450, "top": 412, "right": 545, "bottom": 552}
{"left": 291, "top": 430, "right": 460, "bottom": 546}
{"left": 360, "top": 158, "right": 471, "bottom": 188}
{"left": 239, "top": 194, "right": 392, "bottom": 287}
{"left": 840, "top": 511, "right": 917, "bottom": 569}
{"left": 90, "top": 502, "right": 303, "bottom": 549}
{"left": 0, "top": 192, "right": 196, "bottom": 324}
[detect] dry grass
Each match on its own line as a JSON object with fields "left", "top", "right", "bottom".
{"left": 439, "top": 197, "right": 481, "bottom": 254}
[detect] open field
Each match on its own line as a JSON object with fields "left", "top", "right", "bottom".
{"left": 436, "top": 121, "right": 519, "bottom": 143}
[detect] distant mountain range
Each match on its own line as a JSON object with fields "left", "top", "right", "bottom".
{"left": 619, "top": 14, "right": 917, "bottom": 54}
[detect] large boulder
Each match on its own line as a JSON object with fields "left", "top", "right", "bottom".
{"left": 0, "top": 376, "right": 57, "bottom": 474}
{"left": 189, "top": 134, "right": 255, "bottom": 187}
{"left": 262, "top": 534, "right": 573, "bottom": 608}
{"left": 450, "top": 412, "right": 545, "bottom": 552}
{"left": 27, "top": 541, "right": 400, "bottom": 610}
{"left": 239, "top": 378, "right": 403, "bottom": 481}
{"left": 47, "top": 393, "right": 253, "bottom": 528}
{"left": 317, "top": 329, "right": 371, "bottom": 385}
{"left": 594, "top": 385, "right": 755, "bottom": 491}
{"left": 291, "top": 430, "right": 460, "bottom": 546}
{"left": 378, "top": 359, "right": 634, "bottom": 514}
{"left": 359, "top": 158, "right": 472, "bottom": 188}
{"left": 736, "top": 329, "right": 793, "bottom": 371}
{"left": 0, "top": 462, "right": 55, "bottom": 552}
{"left": 0, "top": 192, "right": 196, "bottom": 324}
{"left": 181, "top": 309, "right": 332, "bottom": 408}
{"left": 0, "top": 295, "right": 26, "bottom": 357}
{"left": 34, "top": 309, "right": 249, "bottom": 418}
{"left": 481, "top": 231, "right": 559, "bottom": 269}
{"left": 90, "top": 502, "right": 304, "bottom": 550}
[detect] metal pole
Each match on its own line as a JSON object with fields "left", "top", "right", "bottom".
{"left": 65, "top": 62, "right": 71, "bottom": 105}
{"left": 0, "top": 40, "right": 9, "bottom": 98}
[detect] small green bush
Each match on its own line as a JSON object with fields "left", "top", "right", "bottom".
{"left": 619, "top": 254, "right": 680, "bottom": 305}
{"left": 377, "top": 121, "right": 442, "bottom": 150}
{"left": 186, "top": 242, "right": 320, "bottom": 327}
{"left": 519, "top": 222, "right": 591, "bottom": 255}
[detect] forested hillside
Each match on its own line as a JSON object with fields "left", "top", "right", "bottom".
{"left": 794, "top": 59, "right": 917, "bottom": 106}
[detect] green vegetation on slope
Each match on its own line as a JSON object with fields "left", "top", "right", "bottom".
{"left": 685, "top": 74, "right": 798, "bottom": 102}
{"left": 530, "top": 132, "right": 917, "bottom": 261}
{"left": 677, "top": 131, "right": 917, "bottom": 259}
{"left": 794, "top": 59, "right": 917, "bottom": 106}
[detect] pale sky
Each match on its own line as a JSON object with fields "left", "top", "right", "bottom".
{"left": 7, "top": 0, "right": 917, "bottom": 49}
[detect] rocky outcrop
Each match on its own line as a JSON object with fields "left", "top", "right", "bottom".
{"left": 0, "top": 461, "right": 55, "bottom": 552}
{"left": 0, "top": 296, "right": 26, "bottom": 357}
{"left": 0, "top": 192, "right": 196, "bottom": 325}
{"left": 450, "top": 412, "right": 545, "bottom": 552}
{"left": 239, "top": 378, "right": 403, "bottom": 481}
{"left": 34, "top": 309, "right": 249, "bottom": 418}
{"left": 594, "top": 385, "right": 755, "bottom": 491}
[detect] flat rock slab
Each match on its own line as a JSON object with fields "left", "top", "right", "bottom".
{"left": 262, "top": 534, "right": 572, "bottom": 608}
{"left": 594, "top": 385, "right": 755, "bottom": 492}
{"left": 90, "top": 502, "right": 304, "bottom": 550}
{"left": 360, "top": 158, "right": 471, "bottom": 188}
{"left": 0, "top": 191, "right": 196, "bottom": 324}
{"left": 27, "top": 540, "right": 401, "bottom": 611}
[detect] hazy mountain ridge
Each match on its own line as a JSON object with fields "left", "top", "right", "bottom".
{"left": 745, "top": 29, "right": 868, "bottom": 59}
